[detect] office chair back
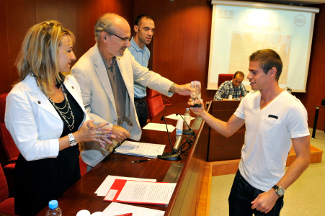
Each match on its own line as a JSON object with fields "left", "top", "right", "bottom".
{"left": 0, "top": 93, "right": 19, "bottom": 170}
{"left": 0, "top": 164, "right": 15, "bottom": 214}
{"left": 218, "top": 74, "right": 234, "bottom": 87}
{"left": 147, "top": 89, "right": 171, "bottom": 119}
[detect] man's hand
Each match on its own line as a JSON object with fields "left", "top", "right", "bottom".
{"left": 175, "top": 83, "right": 194, "bottom": 96}
{"left": 251, "top": 189, "right": 278, "bottom": 214}
{"left": 112, "top": 125, "right": 131, "bottom": 143}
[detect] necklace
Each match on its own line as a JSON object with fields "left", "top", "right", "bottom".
{"left": 48, "top": 85, "right": 75, "bottom": 131}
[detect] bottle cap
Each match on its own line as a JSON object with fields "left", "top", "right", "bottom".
{"left": 48, "top": 200, "right": 58, "bottom": 209}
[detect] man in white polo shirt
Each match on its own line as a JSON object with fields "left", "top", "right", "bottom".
{"left": 189, "top": 49, "right": 310, "bottom": 216}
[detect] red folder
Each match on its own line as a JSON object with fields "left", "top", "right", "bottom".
{"left": 103, "top": 179, "right": 173, "bottom": 205}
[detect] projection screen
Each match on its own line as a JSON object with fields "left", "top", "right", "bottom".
{"left": 208, "top": 1, "right": 319, "bottom": 92}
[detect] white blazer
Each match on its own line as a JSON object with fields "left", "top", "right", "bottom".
{"left": 71, "top": 44, "right": 173, "bottom": 167}
{"left": 5, "top": 75, "right": 88, "bottom": 161}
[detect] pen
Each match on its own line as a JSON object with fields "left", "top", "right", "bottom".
{"left": 131, "top": 159, "right": 151, "bottom": 164}
{"left": 113, "top": 138, "right": 127, "bottom": 152}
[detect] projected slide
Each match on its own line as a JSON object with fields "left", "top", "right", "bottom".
{"left": 229, "top": 32, "right": 291, "bottom": 86}
{"left": 207, "top": 4, "right": 317, "bottom": 92}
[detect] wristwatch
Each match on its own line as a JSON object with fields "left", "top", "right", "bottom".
{"left": 272, "top": 185, "right": 285, "bottom": 197}
{"left": 68, "top": 133, "right": 77, "bottom": 147}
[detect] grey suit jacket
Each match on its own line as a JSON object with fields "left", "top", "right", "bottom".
{"left": 71, "top": 44, "right": 173, "bottom": 167}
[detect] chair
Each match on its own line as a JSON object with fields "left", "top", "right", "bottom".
{"left": 0, "top": 164, "right": 15, "bottom": 214}
{"left": 146, "top": 89, "right": 171, "bottom": 119}
{"left": 218, "top": 74, "right": 234, "bottom": 87}
{"left": 0, "top": 93, "right": 19, "bottom": 170}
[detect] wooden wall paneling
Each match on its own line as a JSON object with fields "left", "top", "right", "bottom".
{"left": 133, "top": 0, "right": 214, "bottom": 104}
{"left": 0, "top": 0, "right": 10, "bottom": 94}
{"left": 57, "top": 0, "right": 77, "bottom": 42}
{"left": 196, "top": 3, "right": 214, "bottom": 102}
{"left": 75, "top": 0, "right": 103, "bottom": 60}
{"left": 101, "top": 0, "right": 133, "bottom": 24}
{"left": 75, "top": 0, "right": 134, "bottom": 62}
{"left": 5, "top": 0, "right": 37, "bottom": 93}
{"left": 151, "top": 1, "right": 171, "bottom": 76}
{"left": 36, "top": 0, "right": 59, "bottom": 22}
{"left": 183, "top": 0, "right": 206, "bottom": 84}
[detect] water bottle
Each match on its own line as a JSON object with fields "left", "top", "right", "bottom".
{"left": 183, "top": 108, "right": 191, "bottom": 131}
{"left": 46, "top": 200, "right": 62, "bottom": 216}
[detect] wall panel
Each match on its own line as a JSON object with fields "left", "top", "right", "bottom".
{"left": 134, "top": 0, "right": 212, "bottom": 105}
{"left": 0, "top": 0, "right": 323, "bottom": 130}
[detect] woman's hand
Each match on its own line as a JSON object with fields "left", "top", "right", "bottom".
{"left": 73, "top": 120, "right": 116, "bottom": 147}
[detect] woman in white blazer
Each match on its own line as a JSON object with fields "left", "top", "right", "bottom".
{"left": 5, "top": 21, "right": 115, "bottom": 215}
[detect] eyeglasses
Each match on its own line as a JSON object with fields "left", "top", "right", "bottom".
{"left": 105, "top": 31, "right": 131, "bottom": 42}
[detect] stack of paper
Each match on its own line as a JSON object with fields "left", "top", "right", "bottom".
{"left": 143, "top": 123, "right": 175, "bottom": 132}
{"left": 103, "top": 202, "right": 165, "bottom": 216}
{"left": 104, "top": 179, "right": 176, "bottom": 206}
{"left": 114, "top": 141, "right": 165, "bottom": 158}
{"left": 95, "top": 175, "right": 157, "bottom": 197}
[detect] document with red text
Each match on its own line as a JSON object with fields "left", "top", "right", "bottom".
{"left": 103, "top": 179, "right": 176, "bottom": 205}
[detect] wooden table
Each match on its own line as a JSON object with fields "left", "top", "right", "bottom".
{"left": 37, "top": 103, "right": 209, "bottom": 216}
{"left": 312, "top": 105, "right": 325, "bottom": 139}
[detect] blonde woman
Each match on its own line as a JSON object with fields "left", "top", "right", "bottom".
{"left": 5, "top": 21, "right": 115, "bottom": 215}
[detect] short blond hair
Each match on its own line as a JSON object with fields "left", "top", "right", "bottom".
{"left": 16, "top": 20, "right": 75, "bottom": 96}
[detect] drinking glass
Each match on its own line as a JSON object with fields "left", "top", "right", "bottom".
{"left": 190, "top": 81, "right": 201, "bottom": 107}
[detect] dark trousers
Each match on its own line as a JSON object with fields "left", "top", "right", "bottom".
{"left": 228, "top": 170, "right": 284, "bottom": 216}
{"left": 134, "top": 97, "right": 148, "bottom": 128}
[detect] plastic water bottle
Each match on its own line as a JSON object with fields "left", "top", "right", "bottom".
{"left": 183, "top": 108, "right": 191, "bottom": 131}
{"left": 46, "top": 200, "right": 62, "bottom": 216}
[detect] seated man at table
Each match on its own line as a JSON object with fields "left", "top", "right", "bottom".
{"left": 214, "top": 71, "right": 247, "bottom": 100}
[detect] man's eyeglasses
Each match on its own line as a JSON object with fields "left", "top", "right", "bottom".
{"left": 106, "top": 31, "right": 131, "bottom": 42}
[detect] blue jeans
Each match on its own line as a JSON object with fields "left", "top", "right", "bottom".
{"left": 228, "top": 170, "right": 284, "bottom": 216}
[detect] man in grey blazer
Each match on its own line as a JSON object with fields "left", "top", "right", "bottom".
{"left": 71, "top": 13, "right": 192, "bottom": 169}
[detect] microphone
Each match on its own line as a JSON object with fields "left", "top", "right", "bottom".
{"left": 176, "top": 113, "right": 195, "bottom": 136}
{"left": 160, "top": 115, "right": 173, "bottom": 152}
{"left": 158, "top": 118, "right": 182, "bottom": 161}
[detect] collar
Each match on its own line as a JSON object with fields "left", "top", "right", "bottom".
{"left": 130, "top": 37, "right": 146, "bottom": 52}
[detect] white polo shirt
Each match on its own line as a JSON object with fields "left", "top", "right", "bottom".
{"left": 234, "top": 91, "right": 309, "bottom": 191}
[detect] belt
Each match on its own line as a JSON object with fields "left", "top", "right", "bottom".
{"left": 134, "top": 97, "right": 146, "bottom": 103}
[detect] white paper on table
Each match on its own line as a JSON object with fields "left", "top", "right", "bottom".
{"left": 114, "top": 181, "right": 176, "bottom": 205}
{"left": 114, "top": 141, "right": 165, "bottom": 158}
{"left": 165, "top": 113, "right": 195, "bottom": 121}
{"left": 142, "top": 123, "right": 175, "bottom": 132}
{"left": 95, "top": 175, "right": 156, "bottom": 196}
{"left": 103, "top": 202, "right": 165, "bottom": 216}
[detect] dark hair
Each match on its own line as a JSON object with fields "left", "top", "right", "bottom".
{"left": 249, "top": 49, "right": 283, "bottom": 80}
{"left": 135, "top": 14, "right": 153, "bottom": 26}
{"left": 234, "top": 71, "right": 245, "bottom": 79}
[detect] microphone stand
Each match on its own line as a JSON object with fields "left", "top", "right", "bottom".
{"left": 176, "top": 113, "right": 195, "bottom": 136}
{"left": 158, "top": 115, "right": 181, "bottom": 161}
